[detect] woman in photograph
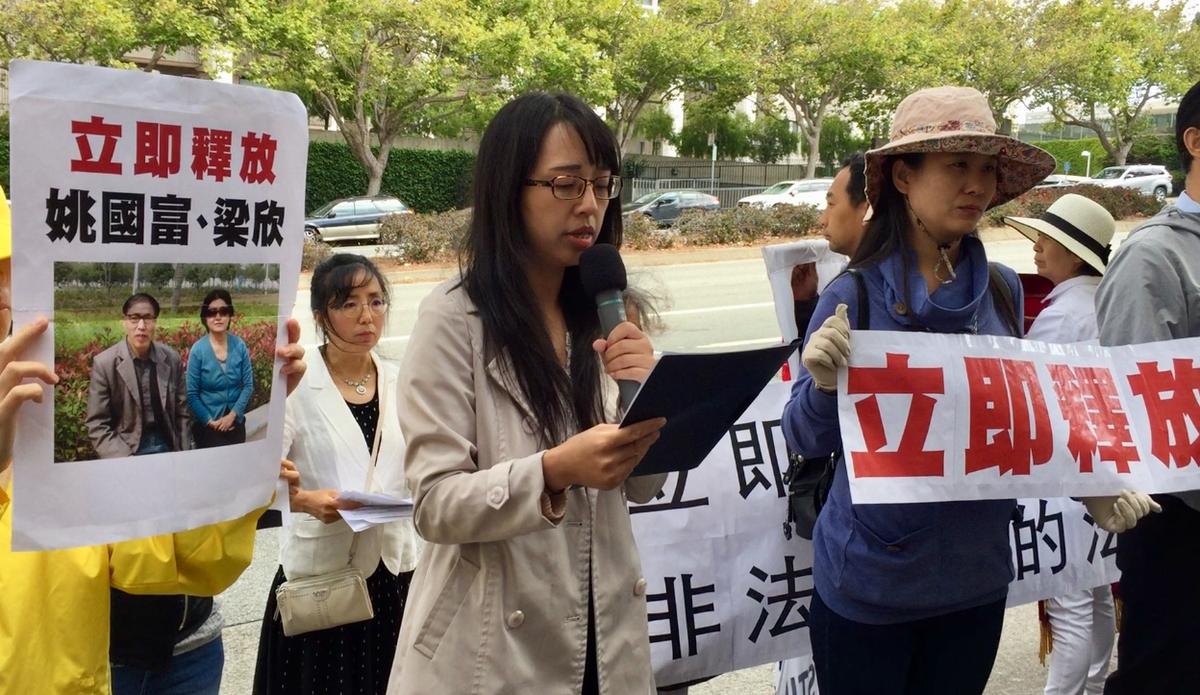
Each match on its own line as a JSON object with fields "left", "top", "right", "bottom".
{"left": 187, "top": 289, "right": 254, "bottom": 448}
{"left": 386, "top": 92, "right": 666, "bottom": 695}
{"left": 254, "top": 254, "right": 421, "bottom": 695}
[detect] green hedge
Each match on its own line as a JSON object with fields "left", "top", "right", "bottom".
{"left": 305, "top": 141, "right": 474, "bottom": 214}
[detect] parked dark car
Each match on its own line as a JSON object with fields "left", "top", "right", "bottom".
{"left": 623, "top": 190, "right": 720, "bottom": 226}
{"left": 304, "top": 195, "right": 412, "bottom": 242}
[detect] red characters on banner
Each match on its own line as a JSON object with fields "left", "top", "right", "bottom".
{"left": 846, "top": 353, "right": 945, "bottom": 477}
{"left": 1047, "top": 364, "right": 1138, "bottom": 473}
{"left": 191, "top": 127, "right": 233, "bottom": 182}
{"left": 1128, "top": 358, "right": 1200, "bottom": 468}
{"left": 67, "top": 116, "right": 278, "bottom": 185}
{"left": 964, "top": 357, "right": 1053, "bottom": 476}
{"left": 70, "top": 116, "right": 122, "bottom": 175}
{"left": 134, "top": 122, "right": 182, "bottom": 179}
{"left": 239, "top": 132, "right": 278, "bottom": 184}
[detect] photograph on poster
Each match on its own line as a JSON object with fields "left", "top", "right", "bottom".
{"left": 54, "top": 261, "right": 280, "bottom": 463}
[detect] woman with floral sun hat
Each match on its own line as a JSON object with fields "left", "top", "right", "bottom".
{"left": 781, "top": 86, "right": 1050, "bottom": 694}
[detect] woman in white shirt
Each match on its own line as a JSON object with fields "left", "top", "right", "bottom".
{"left": 1006, "top": 193, "right": 1117, "bottom": 695}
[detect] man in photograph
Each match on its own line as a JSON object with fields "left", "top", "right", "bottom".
{"left": 85, "top": 292, "right": 191, "bottom": 458}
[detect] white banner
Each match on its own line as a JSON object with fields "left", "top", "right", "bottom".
{"left": 632, "top": 383, "right": 812, "bottom": 688}
{"left": 10, "top": 61, "right": 307, "bottom": 549}
{"left": 838, "top": 330, "right": 1200, "bottom": 505}
{"left": 632, "top": 385, "right": 1119, "bottom": 689}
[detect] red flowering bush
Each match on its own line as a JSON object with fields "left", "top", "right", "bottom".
{"left": 54, "top": 319, "right": 278, "bottom": 462}
{"left": 985, "top": 184, "right": 1161, "bottom": 226}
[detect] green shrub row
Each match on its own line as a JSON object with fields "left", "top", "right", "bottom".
{"left": 305, "top": 142, "right": 474, "bottom": 214}
{"left": 984, "top": 184, "right": 1163, "bottom": 226}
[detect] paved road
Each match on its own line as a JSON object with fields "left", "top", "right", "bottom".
{"left": 222, "top": 229, "right": 1137, "bottom": 693}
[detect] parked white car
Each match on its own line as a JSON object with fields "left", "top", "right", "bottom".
{"left": 737, "top": 178, "right": 834, "bottom": 210}
{"left": 1089, "top": 165, "right": 1173, "bottom": 202}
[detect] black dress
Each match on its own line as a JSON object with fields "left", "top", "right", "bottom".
{"left": 253, "top": 392, "right": 413, "bottom": 695}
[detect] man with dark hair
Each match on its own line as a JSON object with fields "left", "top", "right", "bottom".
{"left": 1097, "top": 79, "right": 1200, "bottom": 694}
{"left": 85, "top": 292, "right": 190, "bottom": 458}
{"left": 791, "top": 154, "right": 870, "bottom": 334}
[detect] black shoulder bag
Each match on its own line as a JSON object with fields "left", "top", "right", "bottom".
{"left": 783, "top": 269, "right": 868, "bottom": 541}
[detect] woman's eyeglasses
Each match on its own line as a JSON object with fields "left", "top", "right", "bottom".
{"left": 523, "top": 175, "right": 622, "bottom": 201}
{"left": 203, "top": 306, "right": 234, "bottom": 318}
{"left": 332, "top": 298, "right": 389, "bottom": 316}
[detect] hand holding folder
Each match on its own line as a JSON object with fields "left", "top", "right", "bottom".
{"left": 619, "top": 341, "right": 800, "bottom": 476}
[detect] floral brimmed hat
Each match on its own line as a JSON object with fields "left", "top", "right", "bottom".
{"left": 865, "top": 86, "right": 1056, "bottom": 211}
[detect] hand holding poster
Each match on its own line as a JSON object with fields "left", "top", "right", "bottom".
{"left": 837, "top": 330, "right": 1200, "bottom": 504}
{"left": 9, "top": 61, "right": 307, "bottom": 550}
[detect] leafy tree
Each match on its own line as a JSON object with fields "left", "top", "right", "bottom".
{"left": 749, "top": 112, "right": 800, "bottom": 164}
{"left": 818, "top": 115, "right": 870, "bottom": 170}
{"left": 672, "top": 104, "right": 753, "bottom": 160}
{"left": 752, "top": 0, "right": 890, "bottom": 177}
{"left": 1032, "top": 0, "right": 1200, "bottom": 165}
{"left": 602, "top": 0, "right": 754, "bottom": 152}
{"left": 634, "top": 106, "right": 676, "bottom": 153}
{"left": 0, "top": 0, "right": 137, "bottom": 65}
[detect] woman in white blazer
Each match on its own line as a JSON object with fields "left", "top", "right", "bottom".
{"left": 254, "top": 254, "right": 421, "bottom": 695}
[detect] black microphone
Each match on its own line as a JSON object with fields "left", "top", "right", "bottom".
{"left": 579, "top": 243, "right": 639, "bottom": 409}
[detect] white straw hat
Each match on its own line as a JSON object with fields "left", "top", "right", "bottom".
{"left": 1004, "top": 193, "right": 1115, "bottom": 273}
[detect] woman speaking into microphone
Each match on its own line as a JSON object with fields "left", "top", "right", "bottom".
{"left": 387, "top": 92, "right": 667, "bottom": 695}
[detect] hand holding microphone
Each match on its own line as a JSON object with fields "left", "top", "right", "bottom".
{"left": 580, "top": 243, "right": 646, "bottom": 407}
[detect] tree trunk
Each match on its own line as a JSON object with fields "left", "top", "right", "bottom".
{"left": 1112, "top": 140, "right": 1133, "bottom": 167}
{"left": 805, "top": 128, "right": 821, "bottom": 179}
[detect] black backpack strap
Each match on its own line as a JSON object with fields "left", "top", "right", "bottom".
{"left": 847, "top": 268, "right": 870, "bottom": 330}
{"left": 987, "top": 262, "right": 1021, "bottom": 337}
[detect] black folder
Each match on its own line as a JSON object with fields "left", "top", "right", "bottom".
{"left": 621, "top": 340, "right": 801, "bottom": 476}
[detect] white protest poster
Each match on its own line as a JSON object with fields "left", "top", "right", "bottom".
{"left": 632, "top": 383, "right": 815, "bottom": 688}
{"left": 837, "top": 330, "right": 1200, "bottom": 504}
{"left": 9, "top": 60, "right": 307, "bottom": 550}
{"left": 761, "top": 239, "right": 848, "bottom": 379}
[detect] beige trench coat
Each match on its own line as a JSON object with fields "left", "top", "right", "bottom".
{"left": 387, "top": 281, "right": 666, "bottom": 695}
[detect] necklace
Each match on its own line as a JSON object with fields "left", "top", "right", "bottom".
{"left": 340, "top": 371, "right": 372, "bottom": 396}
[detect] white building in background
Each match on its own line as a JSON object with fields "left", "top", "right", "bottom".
{"left": 1014, "top": 98, "right": 1179, "bottom": 143}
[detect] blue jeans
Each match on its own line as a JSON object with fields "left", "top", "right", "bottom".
{"left": 135, "top": 429, "right": 171, "bottom": 455}
{"left": 111, "top": 638, "right": 223, "bottom": 695}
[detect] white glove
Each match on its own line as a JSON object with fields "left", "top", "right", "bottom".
{"left": 801, "top": 304, "right": 850, "bottom": 393}
{"left": 1083, "top": 490, "right": 1162, "bottom": 533}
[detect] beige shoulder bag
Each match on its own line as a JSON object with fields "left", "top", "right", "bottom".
{"left": 275, "top": 390, "right": 386, "bottom": 637}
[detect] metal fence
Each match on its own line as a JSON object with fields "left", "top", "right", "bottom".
{"left": 627, "top": 178, "right": 770, "bottom": 208}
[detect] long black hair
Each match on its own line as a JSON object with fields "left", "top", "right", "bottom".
{"left": 849, "top": 153, "right": 924, "bottom": 271}
{"left": 460, "top": 92, "right": 623, "bottom": 445}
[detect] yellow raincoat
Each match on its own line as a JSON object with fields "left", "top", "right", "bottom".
{"left": 0, "top": 482, "right": 262, "bottom": 694}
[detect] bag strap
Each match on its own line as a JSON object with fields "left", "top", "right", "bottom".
{"left": 363, "top": 368, "right": 386, "bottom": 492}
{"left": 987, "top": 262, "right": 1021, "bottom": 338}
{"left": 847, "top": 268, "right": 870, "bottom": 330}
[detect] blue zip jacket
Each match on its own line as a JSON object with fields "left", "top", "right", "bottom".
{"left": 783, "top": 234, "right": 1022, "bottom": 625}
{"left": 186, "top": 333, "right": 254, "bottom": 425}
